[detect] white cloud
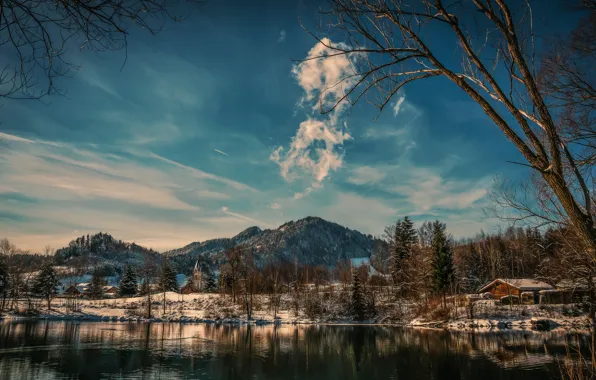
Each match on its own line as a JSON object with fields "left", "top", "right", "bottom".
{"left": 272, "top": 39, "right": 361, "bottom": 198}
{"left": 346, "top": 166, "right": 386, "bottom": 185}
{"left": 291, "top": 38, "right": 360, "bottom": 112}
{"left": 270, "top": 202, "right": 282, "bottom": 210}
{"left": 278, "top": 30, "right": 286, "bottom": 43}
{"left": 393, "top": 94, "right": 406, "bottom": 116}
{"left": 293, "top": 182, "right": 323, "bottom": 200}
{"left": 271, "top": 119, "right": 351, "bottom": 183}
{"left": 214, "top": 149, "right": 229, "bottom": 156}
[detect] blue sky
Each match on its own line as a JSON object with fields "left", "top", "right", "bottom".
{"left": 0, "top": 0, "right": 576, "bottom": 252}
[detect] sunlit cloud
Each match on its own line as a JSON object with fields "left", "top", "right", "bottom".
{"left": 271, "top": 39, "right": 359, "bottom": 198}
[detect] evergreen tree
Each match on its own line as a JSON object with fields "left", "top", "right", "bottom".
{"left": 390, "top": 216, "right": 418, "bottom": 290}
{"left": 119, "top": 265, "right": 138, "bottom": 297}
{"left": 32, "top": 262, "right": 59, "bottom": 309}
{"left": 202, "top": 267, "right": 217, "bottom": 292}
{"left": 350, "top": 267, "right": 366, "bottom": 321}
{"left": 461, "top": 243, "right": 484, "bottom": 293}
{"left": 159, "top": 260, "right": 179, "bottom": 292}
{"left": 431, "top": 221, "right": 454, "bottom": 304}
{"left": 88, "top": 269, "right": 105, "bottom": 299}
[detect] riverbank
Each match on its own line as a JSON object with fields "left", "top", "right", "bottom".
{"left": 1, "top": 292, "right": 592, "bottom": 331}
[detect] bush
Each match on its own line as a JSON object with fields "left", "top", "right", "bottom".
{"left": 304, "top": 297, "right": 322, "bottom": 319}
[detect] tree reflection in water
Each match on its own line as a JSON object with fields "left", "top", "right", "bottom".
{"left": 0, "top": 321, "right": 590, "bottom": 379}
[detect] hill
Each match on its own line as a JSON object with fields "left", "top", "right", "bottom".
{"left": 166, "top": 216, "right": 379, "bottom": 271}
{"left": 51, "top": 217, "right": 381, "bottom": 276}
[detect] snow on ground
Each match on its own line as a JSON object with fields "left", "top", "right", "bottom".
{"left": 409, "top": 300, "right": 591, "bottom": 331}
{"left": 1, "top": 294, "right": 592, "bottom": 331}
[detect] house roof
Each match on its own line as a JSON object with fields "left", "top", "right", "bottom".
{"left": 556, "top": 278, "right": 596, "bottom": 290}
{"left": 479, "top": 278, "right": 554, "bottom": 293}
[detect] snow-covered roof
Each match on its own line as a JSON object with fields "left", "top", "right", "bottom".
{"left": 556, "top": 278, "right": 596, "bottom": 290}
{"left": 479, "top": 278, "right": 554, "bottom": 293}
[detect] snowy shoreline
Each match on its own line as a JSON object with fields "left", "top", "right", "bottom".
{"left": 1, "top": 292, "right": 591, "bottom": 332}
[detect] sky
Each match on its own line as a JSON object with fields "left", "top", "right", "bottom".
{"left": 0, "top": 0, "right": 579, "bottom": 252}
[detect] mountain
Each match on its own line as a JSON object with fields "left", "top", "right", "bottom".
{"left": 54, "top": 232, "right": 162, "bottom": 275}
{"left": 166, "top": 216, "right": 379, "bottom": 271}
{"left": 51, "top": 217, "right": 380, "bottom": 276}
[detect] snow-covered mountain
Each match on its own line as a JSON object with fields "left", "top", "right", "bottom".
{"left": 166, "top": 216, "right": 379, "bottom": 270}
{"left": 52, "top": 217, "right": 380, "bottom": 275}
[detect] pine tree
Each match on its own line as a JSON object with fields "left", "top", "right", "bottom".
{"left": 463, "top": 243, "right": 484, "bottom": 292}
{"left": 88, "top": 269, "right": 105, "bottom": 299}
{"left": 33, "top": 262, "right": 59, "bottom": 309}
{"left": 119, "top": 265, "right": 138, "bottom": 297}
{"left": 159, "top": 260, "right": 179, "bottom": 293}
{"left": 390, "top": 216, "right": 418, "bottom": 292}
{"left": 350, "top": 267, "right": 366, "bottom": 321}
{"left": 431, "top": 221, "right": 454, "bottom": 305}
{"left": 202, "top": 267, "right": 217, "bottom": 292}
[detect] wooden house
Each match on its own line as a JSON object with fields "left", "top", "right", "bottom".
{"left": 102, "top": 286, "right": 118, "bottom": 297}
{"left": 478, "top": 278, "right": 554, "bottom": 304}
{"left": 63, "top": 285, "right": 82, "bottom": 297}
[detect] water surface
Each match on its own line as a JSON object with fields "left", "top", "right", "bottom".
{"left": 0, "top": 321, "right": 589, "bottom": 379}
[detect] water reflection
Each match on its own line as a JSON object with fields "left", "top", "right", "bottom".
{"left": 0, "top": 321, "right": 589, "bottom": 379}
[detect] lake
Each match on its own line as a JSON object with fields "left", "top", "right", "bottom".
{"left": 0, "top": 321, "right": 590, "bottom": 379}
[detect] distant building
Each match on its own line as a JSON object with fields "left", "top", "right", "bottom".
{"left": 62, "top": 285, "right": 82, "bottom": 297}
{"left": 102, "top": 286, "right": 118, "bottom": 297}
{"left": 181, "top": 260, "right": 203, "bottom": 294}
{"left": 479, "top": 278, "right": 554, "bottom": 304}
{"left": 349, "top": 257, "right": 378, "bottom": 276}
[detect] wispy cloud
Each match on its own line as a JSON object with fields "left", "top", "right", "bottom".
{"left": 146, "top": 152, "right": 260, "bottom": 193}
{"left": 393, "top": 94, "right": 406, "bottom": 116}
{"left": 221, "top": 206, "right": 266, "bottom": 226}
{"left": 214, "top": 149, "right": 229, "bottom": 156}
{"left": 0, "top": 132, "right": 273, "bottom": 251}
{"left": 278, "top": 30, "right": 286, "bottom": 43}
{"left": 346, "top": 166, "right": 386, "bottom": 185}
{"left": 79, "top": 64, "right": 127, "bottom": 102}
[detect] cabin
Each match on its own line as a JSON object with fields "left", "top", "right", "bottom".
{"left": 102, "top": 286, "right": 118, "bottom": 297}
{"left": 479, "top": 278, "right": 554, "bottom": 304}
{"left": 76, "top": 283, "right": 91, "bottom": 296}
{"left": 538, "top": 279, "right": 593, "bottom": 304}
{"left": 62, "top": 285, "right": 82, "bottom": 297}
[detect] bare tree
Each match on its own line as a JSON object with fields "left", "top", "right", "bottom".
{"left": 0, "top": 0, "right": 202, "bottom": 100}
{"left": 308, "top": 0, "right": 596, "bottom": 255}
